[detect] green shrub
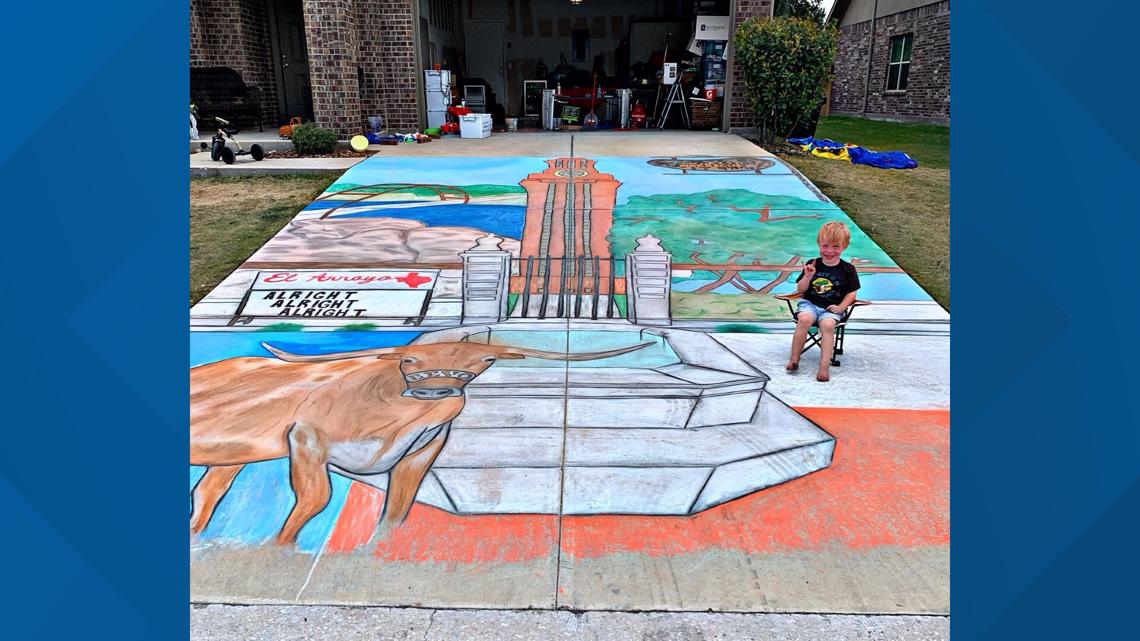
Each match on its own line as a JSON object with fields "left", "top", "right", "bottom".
{"left": 734, "top": 16, "right": 838, "bottom": 145}
{"left": 290, "top": 123, "right": 338, "bottom": 155}
{"left": 774, "top": 0, "right": 825, "bottom": 22}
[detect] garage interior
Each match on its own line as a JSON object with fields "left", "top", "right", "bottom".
{"left": 419, "top": 0, "right": 732, "bottom": 131}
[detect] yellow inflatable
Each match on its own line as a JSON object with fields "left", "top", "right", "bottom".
{"left": 809, "top": 145, "right": 851, "bottom": 161}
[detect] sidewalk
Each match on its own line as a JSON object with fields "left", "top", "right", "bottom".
{"left": 190, "top": 150, "right": 364, "bottom": 177}
{"left": 192, "top": 605, "right": 949, "bottom": 641}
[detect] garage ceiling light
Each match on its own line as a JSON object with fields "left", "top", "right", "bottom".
{"left": 570, "top": 0, "right": 582, "bottom": 4}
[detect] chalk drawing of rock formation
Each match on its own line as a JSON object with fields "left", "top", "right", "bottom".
{"left": 247, "top": 217, "right": 521, "bottom": 265}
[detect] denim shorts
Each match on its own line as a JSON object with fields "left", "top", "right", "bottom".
{"left": 796, "top": 299, "right": 843, "bottom": 324}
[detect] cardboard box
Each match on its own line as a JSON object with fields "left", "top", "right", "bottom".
{"left": 459, "top": 113, "right": 492, "bottom": 139}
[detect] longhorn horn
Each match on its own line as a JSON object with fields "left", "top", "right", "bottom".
{"left": 500, "top": 341, "right": 655, "bottom": 361}
{"left": 261, "top": 342, "right": 400, "bottom": 363}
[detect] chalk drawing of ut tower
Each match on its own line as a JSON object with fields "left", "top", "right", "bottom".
{"left": 519, "top": 158, "right": 622, "bottom": 292}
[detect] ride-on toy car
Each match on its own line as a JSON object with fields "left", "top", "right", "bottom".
{"left": 206, "top": 117, "right": 264, "bottom": 164}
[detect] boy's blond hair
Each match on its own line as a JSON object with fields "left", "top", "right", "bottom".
{"left": 817, "top": 221, "right": 852, "bottom": 248}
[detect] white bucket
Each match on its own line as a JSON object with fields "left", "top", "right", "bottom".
{"left": 506, "top": 117, "right": 518, "bottom": 131}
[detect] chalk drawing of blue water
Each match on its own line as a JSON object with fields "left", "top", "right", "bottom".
{"left": 305, "top": 202, "right": 526, "bottom": 240}
{"left": 190, "top": 331, "right": 422, "bottom": 367}
{"left": 485, "top": 329, "right": 680, "bottom": 369}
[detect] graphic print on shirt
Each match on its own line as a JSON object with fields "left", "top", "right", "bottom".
{"left": 811, "top": 277, "right": 835, "bottom": 296}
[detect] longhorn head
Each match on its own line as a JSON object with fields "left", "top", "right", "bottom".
{"left": 261, "top": 340, "right": 653, "bottom": 400}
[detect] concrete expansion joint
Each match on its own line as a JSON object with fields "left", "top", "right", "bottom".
{"left": 191, "top": 602, "right": 951, "bottom": 617}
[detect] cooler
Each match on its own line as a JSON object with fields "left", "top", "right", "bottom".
{"left": 459, "top": 113, "right": 492, "bottom": 139}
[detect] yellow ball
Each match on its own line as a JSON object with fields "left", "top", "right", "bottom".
{"left": 350, "top": 135, "right": 370, "bottom": 152}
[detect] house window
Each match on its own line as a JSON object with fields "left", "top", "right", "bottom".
{"left": 886, "top": 34, "right": 913, "bottom": 91}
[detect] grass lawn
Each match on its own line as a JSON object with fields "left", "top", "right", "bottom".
{"left": 779, "top": 116, "right": 950, "bottom": 309}
{"left": 190, "top": 174, "right": 336, "bottom": 305}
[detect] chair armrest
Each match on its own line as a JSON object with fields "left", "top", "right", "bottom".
{"left": 773, "top": 292, "right": 803, "bottom": 301}
{"left": 837, "top": 300, "right": 872, "bottom": 324}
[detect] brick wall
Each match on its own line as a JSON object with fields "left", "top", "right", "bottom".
{"left": 302, "top": 0, "right": 363, "bottom": 136}
{"left": 236, "top": 0, "right": 277, "bottom": 120}
{"left": 830, "top": 1, "right": 949, "bottom": 123}
{"left": 190, "top": 0, "right": 205, "bottom": 62}
{"left": 354, "top": 1, "right": 386, "bottom": 121}
{"left": 357, "top": 0, "right": 421, "bottom": 132}
{"left": 192, "top": 0, "right": 422, "bottom": 137}
{"left": 829, "top": 19, "right": 871, "bottom": 115}
{"left": 190, "top": 0, "right": 278, "bottom": 124}
{"left": 726, "top": 0, "right": 773, "bottom": 130}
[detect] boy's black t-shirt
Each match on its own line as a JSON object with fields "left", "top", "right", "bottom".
{"left": 796, "top": 258, "right": 861, "bottom": 308}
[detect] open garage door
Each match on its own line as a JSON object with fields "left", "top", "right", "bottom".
{"left": 417, "top": 0, "right": 731, "bottom": 130}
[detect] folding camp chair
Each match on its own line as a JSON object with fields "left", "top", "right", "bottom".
{"left": 774, "top": 292, "right": 871, "bottom": 366}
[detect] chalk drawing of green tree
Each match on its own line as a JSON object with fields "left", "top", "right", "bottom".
{"left": 610, "top": 189, "right": 892, "bottom": 295}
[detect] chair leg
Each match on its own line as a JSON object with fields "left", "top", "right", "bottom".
{"left": 801, "top": 329, "right": 821, "bottom": 355}
{"left": 835, "top": 325, "right": 845, "bottom": 355}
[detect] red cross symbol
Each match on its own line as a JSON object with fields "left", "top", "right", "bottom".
{"left": 395, "top": 271, "right": 432, "bottom": 288}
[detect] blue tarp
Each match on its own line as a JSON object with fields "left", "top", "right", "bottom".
{"left": 809, "top": 138, "right": 847, "bottom": 149}
{"left": 848, "top": 146, "right": 919, "bottom": 169}
{"left": 787, "top": 136, "right": 919, "bottom": 169}
{"left": 789, "top": 136, "right": 844, "bottom": 148}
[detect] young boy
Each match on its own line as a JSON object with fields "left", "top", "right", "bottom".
{"left": 785, "top": 221, "right": 861, "bottom": 382}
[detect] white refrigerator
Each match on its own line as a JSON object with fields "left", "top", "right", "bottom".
{"left": 425, "top": 70, "right": 451, "bottom": 129}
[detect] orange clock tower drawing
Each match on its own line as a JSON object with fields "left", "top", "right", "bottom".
{"left": 518, "top": 157, "right": 622, "bottom": 291}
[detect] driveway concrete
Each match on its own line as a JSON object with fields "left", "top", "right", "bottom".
{"left": 189, "top": 131, "right": 949, "bottom": 622}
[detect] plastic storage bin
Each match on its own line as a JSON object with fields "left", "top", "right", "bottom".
{"left": 459, "top": 113, "right": 492, "bottom": 139}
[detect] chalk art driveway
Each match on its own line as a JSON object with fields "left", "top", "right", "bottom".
{"left": 190, "top": 135, "right": 948, "bottom": 613}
